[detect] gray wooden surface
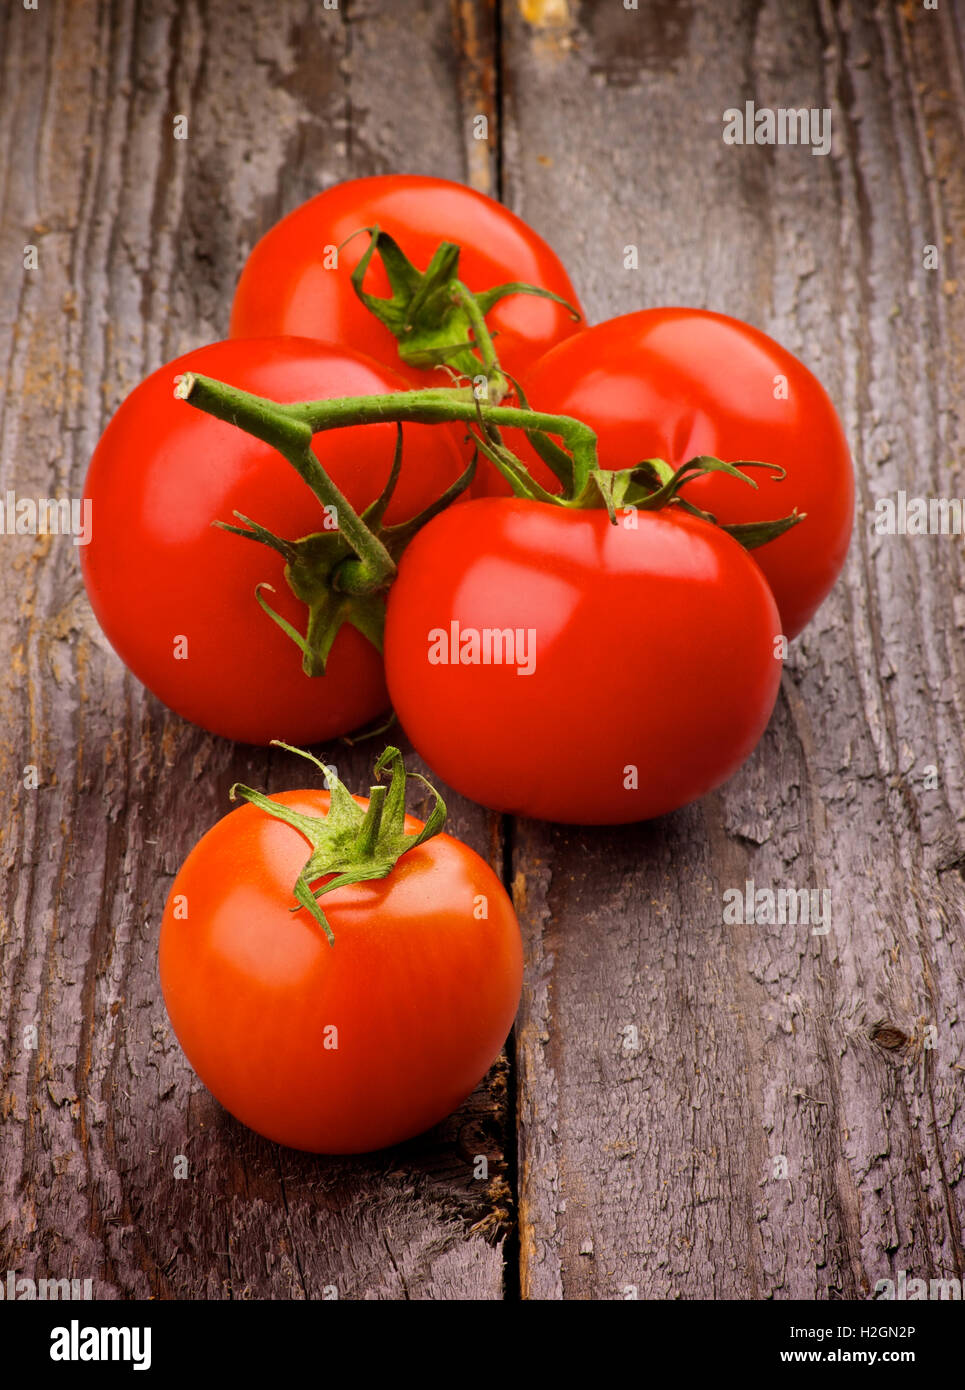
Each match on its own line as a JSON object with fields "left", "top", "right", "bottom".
{"left": 1, "top": 0, "right": 963, "bottom": 1300}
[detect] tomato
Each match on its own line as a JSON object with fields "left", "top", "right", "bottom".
{"left": 229, "top": 175, "right": 584, "bottom": 388}
{"left": 483, "top": 309, "right": 853, "bottom": 639}
{"left": 81, "top": 337, "right": 464, "bottom": 744}
{"left": 384, "top": 498, "right": 783, "bottom": 825}
{"left": 159, "top": 788, "right": 523, "bottom": 1154}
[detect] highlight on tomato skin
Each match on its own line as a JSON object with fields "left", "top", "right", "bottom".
{"left": 79, "top": 336, "right": 465, "bottom": 746}
{"left": 384, "top": 497, "right": 785, "bottom": 826}
{"left": 229, "top": 174, "right": 585, "bottom": 389}
{"left": 484, "top": 307, "right": 854, "bottom": 640}
{"left": 159, "top": 785, "right": 523, "bottom": 1155}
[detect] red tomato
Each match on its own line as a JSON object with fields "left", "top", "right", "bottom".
{"left": 81, "top": 338, "right": 464, "bottom": 744}
{"left": 384, "top": 498, "right": 783, "bottom": 825}
{"left": 484, "top": 309, "right": 853, "bottom": 639}
{"left": 230, "top": 175, "right": 584, "bottom": 388}
{"left": 159, "top": 790, "right": 523, "bottom": 1153}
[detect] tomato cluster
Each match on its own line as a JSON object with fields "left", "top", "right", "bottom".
{"left": 82, "top": 175, "right": 853, "bottom": 1153}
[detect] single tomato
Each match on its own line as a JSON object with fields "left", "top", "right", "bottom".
{"left": 81, "top": 337, "right": 464, "bottom": 744}
{"left": 159, "top": 758, "right": 523, "bottom": 1154}
{"left": 230, "top": 175, "right": 584, "bottom": 388}
{"left": 384, "top": 498, "right": 784, "bottom": 825}
{"left": 484, "top": 309, "right": 853, "bottom": 638}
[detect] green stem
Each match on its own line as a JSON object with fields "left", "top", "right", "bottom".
{"left": 173, "top": 368, "right": 803, "bottom": 685}
{"left": 174, "top": 373, "right": 397, "bottom": 592}
{"left": 174, "top": 370, "right": 804, "bottom": 684}
{"left": 177, "top": 373, "right": 603, "bottom": 511}
{"left": 450, "top": 281, "right": 508, "bottom": 402}
{"left": 294, "top": 389, "right": 589, "bottom": 443}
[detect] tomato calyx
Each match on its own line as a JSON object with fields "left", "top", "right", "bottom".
{"left": 345, "top": 226, "right": 581, "bottom": 402}
{"left": 230, "top": 742, "right": 446, "bottom": 945}
{"left": 597, "top": 454, "right": 806, "bottom": 549}
{"left": 173, "top": 374, "right": 474, "bottom": 675}
{"left": 476, "top": 376, "right": 806, "bottom": 544}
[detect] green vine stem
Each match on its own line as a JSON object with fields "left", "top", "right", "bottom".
{"left": 174, "top": 370, "right": 804, "bottom": 673}
{"left": 176, "top": 372, "right": 604, "bottom": 508}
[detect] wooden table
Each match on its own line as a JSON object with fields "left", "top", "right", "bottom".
{"left": 2, "top": 0, "right": 963, "bottom": 1301}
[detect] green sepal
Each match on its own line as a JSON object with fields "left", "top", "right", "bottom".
{"left": 475, "top": 282, "right": 580, "bottom": 320}
{"left": 509, "top": 373, "right": 578, "bottom": 495}
{"left": 214, "top": 425, "right": 475, "bottom": 676}
{"left": 230, "top": 743, "right": 446, "bottom": 945}
{"left": 472, "top": 427, "right": 803, "bottom": 549}
{"left": 718, "top": 511, "right": 806, "bottom": 549}
{"left": 377, "top": 449, "right": 477, "bottom": 558}
{"left": 346, "top": 226, "right": 580, "bottom": 382}
{"left": 469, "top": 421, "right": 564, "bottom": 507}
{"left": 618, "top": 456, "right": 776, "bottom": 510}
{"left": 341, "top": 709, "right": 399, "bottom": 746}
{"left": 462, "top": 380, "right": 795, "bottom": 539}
{"left": 595, "top": 456, "right": 802, "bottom": 550}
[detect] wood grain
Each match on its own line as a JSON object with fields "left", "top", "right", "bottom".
{"left": 1, "top": 0, "right": 963, "bottom": 1303}
{"left": 504, "top": 0, "right": 965, "bottom": 1299}
{"left": 0, "top": 0, "right": 510, "bottom": 1302}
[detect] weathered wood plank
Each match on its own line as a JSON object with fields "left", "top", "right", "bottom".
{"left": 504, "top": 0, "right": 965, "bottom": 1299}
{"left": 4, "top": 0, "right": 965, "bottom": 1306}
{"left": 0, "top": 0, "right": 510, "bottom": 1300}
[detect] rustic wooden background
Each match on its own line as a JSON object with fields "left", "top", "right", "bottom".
{"left": 1, "top": 0, "right": 963, "bottom": 1301}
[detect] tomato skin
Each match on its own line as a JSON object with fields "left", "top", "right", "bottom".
{"left": 485, "top": 309, "right": 853, "bottom": 639}
{"left": 159, "top": 791, "right": 523, "bottom": 1154}
{"left": 229, "top": 175, "right": 584, "bottom": 388}
{"left": 80, "top": 337, "right": 463, "bottom": 745}
{"left": 384, "top": 499, "right": 783, "bottom": 825}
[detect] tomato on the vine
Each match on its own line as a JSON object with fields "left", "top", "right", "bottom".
{"left": 482, "top": 309, "right": 853, "bottom": 638}
{"left": 230, "top": 175, "right": 584, "bottom": 388}
{"left": 159, "top": 750, "right": 523, "bottom": 1154}
{"left": 81, "top": 337, "right": 464, "bottom": 744}
{"left": 384, "top": 497, "right": 783, "bottom": 825}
